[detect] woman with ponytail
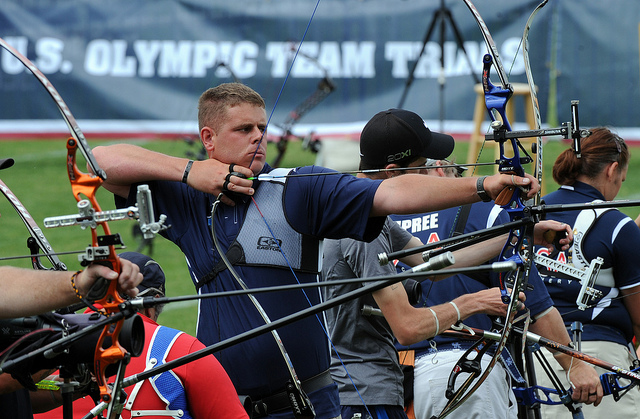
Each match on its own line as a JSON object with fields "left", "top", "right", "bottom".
{"left": 535, "top": 127, "right": 640, "bottom": 417}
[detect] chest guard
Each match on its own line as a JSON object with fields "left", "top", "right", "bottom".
{"left": 198, "top": 169, "right": 320, "bottom": 288}
{"left": 571, "top": 203, "right": 615, "bottom": 287}
{"left": 125, "top": 326, "right": 192, "bottom": 419}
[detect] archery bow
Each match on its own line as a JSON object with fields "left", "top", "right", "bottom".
{"left": 270, "top": 43, "right": 336, "bottom": 168}
{"left": 521, "top": 5, "right": 585, "bottom": 415}
{"left": 433, "top": 2, "right": 541, "bottom": 417}
{"left": 444, "top": 325, "right": 640, "bottom": 400}
{"left": 0, "top": 36, "right": 167, "bottom": 416}
{"left": 46, "top": 141, "right": 167, "bottom": 415}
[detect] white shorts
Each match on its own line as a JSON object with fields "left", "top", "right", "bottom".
{"left": 412, "top": 348, "right": 517, "bottom": 419}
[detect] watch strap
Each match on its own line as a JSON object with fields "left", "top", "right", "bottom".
{"left": 476, "top": 176, "right": 492, "bottom": 202}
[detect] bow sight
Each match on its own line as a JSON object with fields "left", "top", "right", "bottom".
{"left": 43, "top": 184, "right": 168, "bottom": 266}
{"left": 484, "top": 100, "right": 590, "bottom": 160}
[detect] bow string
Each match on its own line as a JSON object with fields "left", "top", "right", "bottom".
{"left": 208, "top": 2, "right": 329, "bottom": 417}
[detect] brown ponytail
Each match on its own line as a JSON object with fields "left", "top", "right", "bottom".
{"left": 552, "top": 127, "right": 628, "bottom": 185}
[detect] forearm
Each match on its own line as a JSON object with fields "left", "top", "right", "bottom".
{"left": 396, "top": 235, "right": 504, "bottom": 273}
{"left": 372, "top": 175, "right": 479, "bottom": 217}
{"left": 30, "top": 389, "right": 63, "bottom": 414}
{"left": 529, "top": 308, "right": 576, "bottom": 370}
{"left": 449, "top": 236, "right": 505, "bottom": 269}
{"left": 390, "top": 292, "right": 490, "bottom": 346}
{"left": 372, "top": 172, "right": 537, "bottom": 217}
{"left": 0, "top": 267, "right": 77, "bottom": 318}
{"left": 397, "top": 236, "right": 426, "bottom": 267}
{"left": 393, "top": 300, "right": 462, "bottom": 346}
{"left": 93, "top": 144, "right": 191, "bottom": 196}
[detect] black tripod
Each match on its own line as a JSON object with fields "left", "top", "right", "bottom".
{"left": 397, "top": 0, "right": 480, "bottom": 131}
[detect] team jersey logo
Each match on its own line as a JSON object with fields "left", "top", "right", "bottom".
{"left": 257, "top": 236, "right": 282, "bottom": 252}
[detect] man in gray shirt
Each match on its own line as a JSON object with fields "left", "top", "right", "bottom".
{"left": 321, "top": 109, "right": 578, "bottom": 419}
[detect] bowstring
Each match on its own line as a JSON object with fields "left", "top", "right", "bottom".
{"left": 248, "top": 2, "right": 320, "bottom": 169}
{"left": 249, "top": 196, "right": 373, "bottom": 415}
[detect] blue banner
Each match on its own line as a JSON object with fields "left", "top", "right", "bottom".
{"left": 0, "top": 0, "right": 638, "bottom": 139}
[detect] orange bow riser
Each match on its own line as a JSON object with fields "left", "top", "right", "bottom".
{"left": 66, "top": 138, "right": 126, "bottom": 404}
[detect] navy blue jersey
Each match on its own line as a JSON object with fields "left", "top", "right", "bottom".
{"left": 535, "top": 182, "right": 640, "bottom": 345}
{"left": 118, "top": 164, "right": 384, "bottom": 400}
{"left": 392, "top": 202, "right": 553, "bottom": 356}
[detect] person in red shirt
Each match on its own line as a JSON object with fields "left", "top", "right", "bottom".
{"left": 33, "top": 252, "right": 248, "bottom": 419}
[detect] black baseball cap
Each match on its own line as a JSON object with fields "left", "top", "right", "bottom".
{"left": 359, "top": 109, "right": 454, "bottom": 167}
{"left": 0, "top": 158, "right": 14, "bottom": 170}
{"left": 119, "top": 252, "right": 166, "bottom": 297}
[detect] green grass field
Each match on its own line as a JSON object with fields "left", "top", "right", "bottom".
{"left": 1, "top": 136, "right": 639, "bottom": 335}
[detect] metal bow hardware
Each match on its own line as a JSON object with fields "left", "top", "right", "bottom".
{"left": 444, "top": 325, "right": 640, "bottom": 401}
{"left": 533, "top": 254, "right": 604, "bottom": 311}
{"left": 42, "top": 139, "right": 167, "bottom": 410}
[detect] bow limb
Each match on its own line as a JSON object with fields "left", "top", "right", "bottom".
{"left": 462, "top": 0, "right": 509, "bottom": 89}
{"left": 0, "top": 178, "right": 67, "bottom": 271}
{"left": 523, "top": 0, "right": 549, "bottom": 205}
{"left": 445, "top": 326, "right": 640, "bottom": 387}
{"left": 445, "top": 326, "right": 640, "bottom": 410}
{"left": 0, "top": 38, "right": 105, "bottom": 180}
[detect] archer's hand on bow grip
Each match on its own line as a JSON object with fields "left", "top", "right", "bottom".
{"left": 489, "top": 173, "right": 538, "bottom": 206}
{"left": 80, "top": 260, "right": 142, "bottom": 301}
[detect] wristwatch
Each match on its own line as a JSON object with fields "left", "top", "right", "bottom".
{"left": 476, "top": 176, "right": 492, "bottom": 202}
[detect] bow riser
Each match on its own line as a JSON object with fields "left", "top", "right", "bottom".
{"left": 66, "top": 138, "right": 126, "bottom": 404}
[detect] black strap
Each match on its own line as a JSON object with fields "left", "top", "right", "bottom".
{"left": 451, "top": 203, "right": 492, "bottom": 288}
{"left": 197, "top": 242, "right": 245, "bottom": 289}
{"left": 452, "top": 204, "right": 472, "bottom": 237}
{"left": 245, "top": 369, "right": 333, "bottom": 418}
